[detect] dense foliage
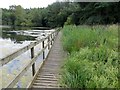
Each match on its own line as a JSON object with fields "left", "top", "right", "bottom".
{"left": 62, "top": 25, "right": 118, "bottom": 52}
{"left": 1, "top": 1, "right": 119, "bottom": 88}
{"left": 2, "top": 2, "right": 119, "bottom": 27}
{"left": 60, "top": 25, "right": 119, "bottom": 88}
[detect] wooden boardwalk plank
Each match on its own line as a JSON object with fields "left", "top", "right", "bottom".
{"left": 31, "top": 31, "right": 64, "bottom": 88}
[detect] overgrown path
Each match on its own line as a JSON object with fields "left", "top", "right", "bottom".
{"left": 30, "top": 31, "right": 65, "bottom": 88}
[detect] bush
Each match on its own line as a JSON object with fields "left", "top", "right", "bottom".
{"left": 60, "top": 25, "right": 119, "bottom": 88}
{"left": 60, "top": 47, "right": 118, "bottom": 88}
{"left": 62, "top": 25, "right": 118, "bottom": 53}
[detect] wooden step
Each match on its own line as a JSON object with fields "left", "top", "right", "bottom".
{"left": 37, "top": 75, "right": 57, "bottom": 78}
{"left": 32, "top": 85, "right": 59, "bottom": 88}
{"left": 30, "top": 32, "right": 64, "bottom": 88}
{"left": 34, "top": 80, "right": 57, "bottom": 84}
{"left": 33, "top": 83, "right": 58, "bottom": 87}
{"left": 36, "top": 77, "right": 58, "bottom": 81}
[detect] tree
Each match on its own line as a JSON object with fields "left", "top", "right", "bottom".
{"left": 14, "top": 5, "right": 26, "bottom": 26}
{"left": 2, "top": 2, "right": 119, "bottom": 27}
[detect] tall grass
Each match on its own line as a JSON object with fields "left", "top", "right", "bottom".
{"left": 60, "top": 25, "right": 119, "bottom": 88}
{"left": 62, "top": 25, "right": 118, "bottom": 53}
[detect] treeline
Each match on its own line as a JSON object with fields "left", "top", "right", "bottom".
{"left": 2, "top": 2, "right": 119, "bottom": 28}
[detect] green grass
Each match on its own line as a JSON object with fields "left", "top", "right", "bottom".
{"left": 62, "top": 25, "right": 118, "bottom": 53}
{"left": 60, "top": 25, "right": 119, "bottom": 88}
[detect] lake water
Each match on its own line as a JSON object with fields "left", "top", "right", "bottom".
{"left": 0, "top": 27, "right": 55, "bottom": 88}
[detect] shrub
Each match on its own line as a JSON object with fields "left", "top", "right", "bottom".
{"left": 60, "top": 25, "right": 118, "bottom": 88}
{"left": 60, "top": 47, "right": 118, "bottom": 88}
{"left": 62, "top": 25, "right": 118, "bottom": 53}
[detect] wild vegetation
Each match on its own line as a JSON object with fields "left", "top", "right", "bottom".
{"left": 60, "top": 25, "right": 119, "bottom": 88}
{"left": 2, "top": 2, "right": 119, "bottom": 27}
{"left": 1, "top": 0, "right": 119, "bottom": 88}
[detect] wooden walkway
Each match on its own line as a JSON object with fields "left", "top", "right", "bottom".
{"left": 30, "top": 31, "right": 64, "bottom": 88}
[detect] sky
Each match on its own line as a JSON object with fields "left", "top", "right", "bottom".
{"left": 0, "top": 0, "right": 118, "bottom": 9}
{"left": 0, "top": 0, "right": 57, "bottom": 9}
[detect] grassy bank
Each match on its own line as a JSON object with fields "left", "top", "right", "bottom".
{"left": 60, "top": 25, "right": 119, "bottom": 88}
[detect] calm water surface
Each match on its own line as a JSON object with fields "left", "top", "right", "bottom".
{"left": 0, "top": 27, "right": 54, "bottom": 88}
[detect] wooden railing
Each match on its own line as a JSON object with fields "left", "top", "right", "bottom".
{"left": 1, "top": 28, "right": 60, "bottom": 88}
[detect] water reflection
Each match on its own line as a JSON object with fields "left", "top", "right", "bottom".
{"left": 2, "top": 31, "right": 35, "bottom": 44}
{"left": 1, "top": 26, "right": 54, "bottom": 88}
{"left": 1, "top": 27, "right": 36, "bottom": 88}
{"left": 1, "top": 27, "right": 36, "bottom": 44}
{"left": 0, "top": 27, "right": 36, "bottom": 58}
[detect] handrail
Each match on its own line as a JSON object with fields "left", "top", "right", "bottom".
{"left": 6, "top": 37, "right": 53, "bottom": 88}
{"left": 0, "top": 29, "right": 59, "bottom": 66}
{"left": 1, "top": 28, "right": 60, "bottom": 88}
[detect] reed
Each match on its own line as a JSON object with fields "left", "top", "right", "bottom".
{"left": 60, "top": 25, "right": 118, "bottom": 88}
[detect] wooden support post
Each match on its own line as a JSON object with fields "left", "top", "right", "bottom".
{"left": 55, "top": 32, "right": 56, "bottom": 37}
{"left": 56, "top": 31, "right": 57, "bottom": 36}
{"left": 51, "top": 34, "right": 52, "bottom": 45}
{"left": 53, "top": 33, "right": 55, "bottom": 42}
{"left": 42, "top": 41, "right": 45, "bottom": 60}
{"left": 48, "top": 37, "right": 50, "bottom": 49}
{"left": 31, "top": 47, "right": 35, "bottom": 76}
